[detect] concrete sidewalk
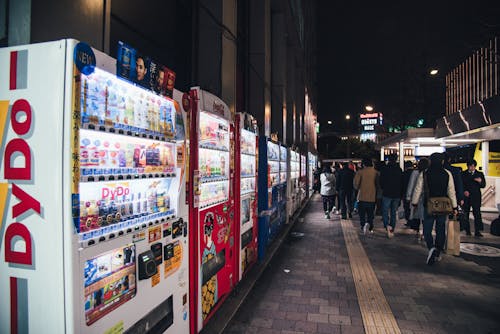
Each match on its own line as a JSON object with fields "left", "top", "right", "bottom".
{"left": 223, "top": 194, "right": 500, "bottom": 334}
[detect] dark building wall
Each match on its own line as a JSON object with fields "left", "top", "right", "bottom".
{"left": 31, "top": 0, "right": 107, "bottom": 50}
{"left": 271, "top": 12, "right": 286, "bottom": 142}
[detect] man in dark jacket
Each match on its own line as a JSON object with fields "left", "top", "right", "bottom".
{"left": 338, "top": 162, "right": 355, "bottom": 219}
{"left": 462, "top": 159, "right": 486, "bottom": 237}
{"left": 379, "top": 154, "right": 403, "bottom": 237}
{"left": 402, "top": 161, "right": 415, "bottom": 225}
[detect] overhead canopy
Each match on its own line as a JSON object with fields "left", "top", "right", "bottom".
{"left": 435, "top": 95, "right": 500, "bottom": 142}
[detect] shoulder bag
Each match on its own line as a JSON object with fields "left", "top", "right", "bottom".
{"left": 424, "top": 172, "right": 453, "bottom": 215}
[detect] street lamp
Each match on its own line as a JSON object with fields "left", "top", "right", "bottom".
{"left": 345, "top": 114, "right": 351, "bottom": 120}
{"left": 430, "top": 69, "right": 439, "bottom": 76}
{"left": 327, "top": 120, "right": 332, "bottom": 124}
{"left": 365, "top": 105, "right": 374, "bottom": 112}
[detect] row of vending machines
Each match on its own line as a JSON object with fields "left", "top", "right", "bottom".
{"left": 0, "top": 39, "right": 316, "bottom": 334}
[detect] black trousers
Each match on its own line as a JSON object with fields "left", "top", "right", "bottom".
{"left": 463, "top": 196, "right": 483, "bottom": 232}
{"left": 322, "top": 195, "right": 334, "bottom": 213}
{"left": 339, "top": 189, "right": 353, "bottom": 217}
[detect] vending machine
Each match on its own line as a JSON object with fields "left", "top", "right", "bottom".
{"left": 288, "top": 149, "right": 301, "bottom": 217}
{"left": 300, "top": 154, "right": 307, "bottom": 203}
{"left": 308, "top": 152, "right": 317, "bottom": 198}
{"left": 278, "top": 144, "right": 288, "bottom": 224}
{"left": 0, "top": 40, "right": 190, "bottom": 334}
{"left": 234, "top": 113, "right": 258, "bottom": 282}
{"left": 186, "top": 87, "right": 235, "bottom": 332}
{"left": 257, "top": 138, "right": 282, "bottom": 260}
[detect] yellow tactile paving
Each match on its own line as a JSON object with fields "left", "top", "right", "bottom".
{"left": 340, "top": 218, "right": 402, "bottom": 334}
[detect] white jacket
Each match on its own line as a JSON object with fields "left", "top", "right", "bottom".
{"left": 411, "top": 169, "right": 457, "bottom": 209}
{"left": 320, "top": 172, "right": 336, "bottom": 196}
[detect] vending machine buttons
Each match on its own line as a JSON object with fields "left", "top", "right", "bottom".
{"left": 151, "top": 242, "right": 163, "bottom": 266}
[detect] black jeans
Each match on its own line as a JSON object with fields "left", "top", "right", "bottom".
{"left": 339, "top": 189, "right": 353, "bottom": 217}
{"left": 322, "top": 195, "right": 334, "bottom": 213}
{"left": 358, "top": 201, "right": 375, "bottom": 228}
{"left": 403, "top": 200, "right": 411, "bottom": 222}
{"left": 463, "top": 197, "right": 483, "bottom": 232}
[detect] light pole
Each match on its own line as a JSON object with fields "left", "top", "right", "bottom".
{"left": 345, "top": 114, "right": 351, "bottom": 158}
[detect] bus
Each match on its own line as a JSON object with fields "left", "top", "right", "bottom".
{"left": 446, "top": 140, "right": 500, "bottom": 177}
{"left": 446, "top": 140, "right": 500, "bottom": 212}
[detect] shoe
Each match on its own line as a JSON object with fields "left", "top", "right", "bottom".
{"left": 348, "top": 212, "right": 353, "bottom": 218}
{"left": 335, "top": 210, "right": 340, "bottom": 215}
{"left": 363, "top": 224, "right": 368, "bottom": 234}
{"left": 369, "top": 225, "right": 374, "bottom": 233}
{"left": 386, "top": 226, "right": 393, "bottom": 238}
{"left": 475, "top": 232, "right": 483, "bottom": 237}
{"left": 427, "top": 247, "right": 437, "bottom": 265}
{"left": 327, "top": 213, "right": 331, "bottom": 220}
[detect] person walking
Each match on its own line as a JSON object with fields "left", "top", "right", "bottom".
{"left": 338, "top": 162, "right": 355, "bottom": 219}
{"left": 320, "top": 165, "right": 336, "bottom": 219}
{"left": 406, "top": 158, "right": 429, "bottom": 238}
{"left": 402, "top": 161, "right": 415, "bottom": 226}
{"left": 411, "top": 153, "right": 458, "bottom": 265}
{"left": 374, "top": 160, "right": 384, "bottom": 216}
{"left": 379, "top": 154, "right": 403, "bottom": 237}
{"left": 354, "top": 158, "right": 378, "bottom": 234}
{"left": 461, "top": 159, "right": 486, "bottom": 237}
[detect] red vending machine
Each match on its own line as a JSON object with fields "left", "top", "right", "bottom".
{"left": 235, "top": 112, "right": 258, "bottom": 282}
{"left": 187, "top": 87, "right": 235, "bottom": 332}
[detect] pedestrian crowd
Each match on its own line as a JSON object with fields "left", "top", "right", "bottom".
{"left": 316, "top": 152, "right": 486, "bottom": 265}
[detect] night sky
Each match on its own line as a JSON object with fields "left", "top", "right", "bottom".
{"left": 316, "top": 0, "right": 500, "bottom": 132}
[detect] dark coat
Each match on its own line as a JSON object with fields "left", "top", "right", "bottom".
{"left": 462, "top": 169, "right": 486, "bottom": 205}
{"left": 379, "top": 162, "right": 403, "bottom": 198}
{"left": 338, "top": 168, "right": 355, "bottom": 192}
{"left": 444, "top": 163, "right": 464, "bottom": 203}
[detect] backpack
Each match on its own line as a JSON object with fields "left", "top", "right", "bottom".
{"left": 491, "top": 217, "right": 500, "bottom": 236}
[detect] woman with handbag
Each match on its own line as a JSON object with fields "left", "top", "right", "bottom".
{"left": 411, "top": 153, "right": 458, "bottom": 265}
{"left": 406, "top": 158, "right": 429, "bottom": 238}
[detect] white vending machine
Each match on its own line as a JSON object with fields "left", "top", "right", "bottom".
{"left": 0, "top": 40, "right": 190, "bottom": 334}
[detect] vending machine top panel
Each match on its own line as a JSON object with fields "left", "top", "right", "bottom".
{"left": 195, "top": 88, "right": 231, "bottom": 121}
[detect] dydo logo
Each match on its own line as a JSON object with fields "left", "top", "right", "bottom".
{"left": 101, "top": 182, "right": 131, "bottom": 200}
{"left": 1, "top": 98, "right": 42, "bottom": 333}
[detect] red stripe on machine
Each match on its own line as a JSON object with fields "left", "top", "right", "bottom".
{"left": 10, "top": 277, "right": 18, "bottom": 334}
{"left": 10, "top": 51, "right": 18, "bottom": 90}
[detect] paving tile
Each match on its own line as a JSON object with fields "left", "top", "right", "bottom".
{"left": 284, "top": 311, "right": 307, "bottom": 321}
{"left": 283, "top": 289, "right": 302, "bottom": 297}
{"left": 306, "top": 312, "right": 329, "bottom": 323}
{"left": 250, "top": 317, "right": 273, "bottom": 328}
{"left": 270, "top": 318, "right": 296, "bottom": 331}
{"left": 319, "top": 305, "right": 340, "bottom": 315}
{"left": 294, "top": 321, "right": 317, "bottom": 332}
{"left": 328, "top": 314, "right": 352, "bottom": 325}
